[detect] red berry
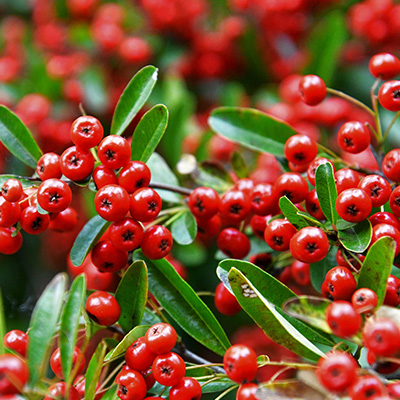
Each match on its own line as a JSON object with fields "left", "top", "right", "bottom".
{"left": 351, "top": 288, "right": 378, "bottom": 313}
{"left": 60, "top": 146, "right": 95, "bottom": 182}
{"left": 383, "top": 149, "right": 400, "bottom": 182}
{"left": 93, "top": 165, "right": 118, "bottom": 189}
{"left": 129, "top": 187, "right": 162, "bottom": 222}
{"left": 305, "top": 189, "right": 325, "bottom": 220}
{"left": 2, "top": 179, "right": 22, "bottom": 202}
{"left": 236, "top": 383, "right": 259, "bottom": 400}
{"left": 0, "top": 227, "right": 22, "bottom": 255}
{"left": 223, "top": 344, "right": 258, "bottom": 384}
{"left": 336, "top": 188, "right": 372, "bottom": 223}
{"left": 284, "top": 134, "right": 318, "bottom": 165}
{"left": 50, "top": 346, "right": 85, "bottom": 378}
{"left": 325, "top": 301, "right": 362, "bottom": 337}
{"left": 115, "top": 366, "right": 147, "bottom": 400}
{"left": 70, "top": 115, "right": 104, "bottom": 149}
{"left": 337, "top": 121, "right": 370, "bottom": 154}
{"left": 289, "top": 227, "right": 329, "bottom": 264}
{"left": 321, "top": 266, "right": 357, "bottom": 301}
{"left": 145, "top": 323, "right": 177, "bottom": 354}
{"left": 44, "top": 382, "right": 80, "bottom": 400}
{"left": 384, "top": 275, "right": 400, "bottom": 307}
{"left": 299, "top": 75, "right": 326, "bottom": 106}
{"left": 20, "top": 206, "right": 50, "bottom": 234}
{"left": 358, "top": 174, "right": 391, "bottom": 208}
{"left": 335, "top": 168, "right": 360, "bottom": 194}
{"left": 49, "top": 207, "right": 78, "bottom": 232}
{"left": 264, "top": 219, "right": 296, "bottom": 251}
{"left": 369, "top": 53, "right": 400, "bottom": 79}
{"left": 152, "top": 352, "right": 186, "bottom": 387}
{"left": 37, "top": 178, "right": 72, "bottom": 213}
{"left": 219, "top": 189, "right": 251, "bottom": 223}
{"left": 125, "top": 337, "right": 156, "bottom": 371}
{"left": 363, "top": 318, "right": 400, "bottom": 356}
{"left": 91, "top": 240, "right": 128, "bottom": 273}
{"left": 0, "top": 197, "right": 21, "bottom": 228}
{"left": 348, "top": 376, "right": 386, "bottom": 400}
{"left": 367, "top": 349, "right": 400, "bottom": 375}
{"left": 98, "top": 135, "right": 130, "bottom": 170}
{"left": 291, "top": 260, "right": 310, "bottom": 286}
{"left": 387, "top": 381, "right": 400, "bottom": 399}
{"left": 3, "top": 330, "right": 28, "bottom": 357}
{"left": 188, "top": 186, "right": 220, "bottom": 219}
{"left": 0, "top": 354, "right": 29, "bottom": 395}
{"left": 141, "top": 225, "right": 173, "bottom": 260}
{"left": 378, "top": 80, "right": 400, "bottom": 111}
{"left": 250, "top": 215, "right": 269, "bottom": 239}
{"left": 307, "top": 158, "right": 334, "bottom": 186}
{"left": 251, "top": 183, "right": 277, "bottom": 216}
{"left": 316, "top": 351, "right": 358, "bottom": 393}
{"left": 214, "top": 282, "right": 241, "bottom": 316}
{"left": 108, "top": 217, "right": 143, "bottom": 252}
{"left": 390, "top": 185, "right": 400, "bottom": 217}
{"left": 86, "top": 290, "right": 121, "bottom": 326}
{"left": 274, "top": 172, "right": 309, "bottom": 204}
{"left": 118, "top": 161, "right": 151, "bottom": 194}
{"left": 369, "top": 211, "right": 400, "bottom": 230}
{"left": 94, "top": 184, "right": 130, "bottom": 222}
{"left": 371, "top": 223, "right": 400, "bottom": 256}
{"left": 169, "top": 377, "right": 202, "bottom": 400}
{"left": 234, "top": 179, "right": 254, "bottom": 197}
{"left": 36, "top": 152, "right": 62, "bottom": 181}
{"left": 217, "top": 227, "right": 250, "bottom": 259}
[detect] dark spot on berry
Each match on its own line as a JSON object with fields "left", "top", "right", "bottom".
{"left": 283, "top": 191, "right": 292, "bottom": 201}
{"left": 230, "top": 203, "right": 242, "bottom": 215}
{"left": 49, "top": 192, "right": 61, "bottom": 203}
{"left": 370, "top": 185, "right": 381, "bottom": 198}
{"left": 159, "top": 239, "right": 169, "bottom": 252}
{"left": 395, "top": 196, "right": 400, "bottom": 207}
{"left": 121, "top": 385, "right": 128, "bottom": 395}
{"left": 196, "top": 197, "right": 204, "bottom": 212}
{"left": 40, "top": 164, "right": 44, "bottom": 173}
{"left": 365, "top": 389, "right": 377, "bottom": 398}
{"left": 344, "top": 137, "right": 353, "bottom": 147}
{"left": 294, "top": 152, "right": 305, "bottom": 161}
{"left": 2, "top": 186, "right": 8, "bottom": 195}
{"left": 328, "top": 282, "right": 335, "bottom": 293}
{"left": 105, "top": 148, "right": 116, "bottom": 160}
{"left": 122, "top": 230, "right": 134, "bottom": 242}
{"left": 82, "top": 127, "right": 91, "bottom": 135}
{"left": 161, "top": 366, "right": 172, "bottom": 375}
{"left": 252, "top": 196, "right": 261, "bottom": 205}
{"left": 148, "top": 200, "right": 157, "bottom": 212}
{"left": 86, "top": 311, "right": 100, "bottom": 324}
{"left": 70, "top": 154, "right": 80, "bottom": 166}
{"left": 356, "top": 295, "right": 365, "bottom": 303}
{"left": 101, "top": 198, "right": 112, "bottom": 208}
{"left": 103, "top": 262, "right": 113, "bottom": 269}
{"left": 306, "top": 242, "right": 317, "bottom": 254}
{"left": 347, "top": 204, "right": 359, "bottom": 216}
{"left": 393, "top": 89, "right": 400, "bottom": 99}
{"left": 273, "top": 236, "right": 283, "bottom": 247}
{"left": 228, "top": 362, "right": 234, "bottom": 372}
{"left": 330, "top": 368, "right": 339, "bottom": 377}
{"left": 374, "top": 333, "right": 383, "bottom": 343}
{"left": 32, "top": 217, "right": 42, "bottom": 230}
{"left": 135, "top": 178, "right": 144, "bottom": 188}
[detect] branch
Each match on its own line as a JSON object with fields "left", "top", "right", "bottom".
{"left": 149, "top": 182, "right": 192, "bottom": 196}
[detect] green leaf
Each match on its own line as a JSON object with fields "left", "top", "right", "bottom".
{"left": 231, "top": 152, "right": 248, "bottom": 179}
{"left": 192, "top": 161, "right": 233, "bottom": 192}
{"left": 303, "top": 10, "right": 347, "bottom": 86}
{"left": 357, "top": 237, "right": 396, "bottom": 307}
{"left": 279, "top": 197, "right": 320, "bottom": 229}
{"left": 85, "top": 342, "right": 107, "bottom": 400}
{"left": 147, "top": 152, "right": 182, "bottom": 203}
{"left": 170, "top": 211, "right": 197, "bottom": 245}
{"left": 0, "top": 106, "right": 42, "bottom": 169}
{"left": 0, "top": 175, "right": 41, "bottom": 189}
{"left": 59, "top": 274, "right": 86, "bottom": 384}
{"left": 80, "top": 68, "right": 108, "bottom": 114}
{"left": 228, "top": 268, "right": 325, "bottom": 361}
{"left": 27, "top": 273, "right": 67, "bottom": 387}
{"left": 104, "top": 325, "right": 149, "bottom": 363}
{"left": 315, "top": 163, "right": 338, "bottom": 224}
{"left": 195, "top": 377, "right": 236, "bottom": 394}
{"left": 101, "top": 385, "right": 118, "bottom": 400}
{"left": 141, "top": 253, "right": 231, "bottom": 356}
{"left": 111, "top": 66, "right": 158, "bottom": 136}
{"left": 70, "top": 215, "right": 110, "bottom": 266}
{"left": 131, "top": 104, "right": 169, "bottom": 163}
{"left": 0, "top": 289, "right": 5, "bottom": 354}
{"left": 310, "top": 247, "right": 337, "bottom": 293}
{"left": 115, "top": 261, "right": 148, "bottom": 333}
{"left": 338, "top": 219, "right": 372, "bottom": 253}
{"left": 208, "top": 107, "right": 296, "bottom": 156}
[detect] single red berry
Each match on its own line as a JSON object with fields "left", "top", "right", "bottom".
{"left": 108, "top": 217, "right": 143, "bottom": 252}
{"left": 0, "top": 227, "right": 22, "bottom": 255}
{"left": 97, "top": 135, "right": 130, "bottom": 170}
{"left": 49, "top": 207, "right": 78, "bottom": 232}
{"left": 369, "top": 211, "right": 400, "bottom": 230}
{"left": 115, "top": 367, "right": 147, "bottom": 400}
{"left": 250, "top": 215, "right": 269, "bottom": 239}
{"left": 44, "top": 382, "right": 80, "bottom": 400}
{"left": 2, "top": 179, "right": 23, "bottom": 202}
{"left": 93, "top": 165, "right": 118, "bottom": 189}
{"left": 3, "top": 330, "right": 28, "bottom": 357}
{"left": 145, "top": 323, "right": 177, "bottom": 354}
{"left": 94, "top": 184, "right": 130, "bottom": 222}
{"left": 316, "top": 351, "right": 358, "bottom": 393}
{"left": 325, "top": 301, "right": 362, "bottom": 337}
{"left": 251, "top": 183, "right": 278, "bottom": 216}
{"left": 337, "top": 121, "right": 370, "bottom": 154}
{"left": 284, "top": 134, "right": 318, "bottom": 165}
{"left": 299, "top": 75, "right": 326, "bottom": 106}
{"left": 60, "top": 146, "right": 95, "bottom": 182}
{"left": 305, "top": 189, "right": 325, "bottom": 220}
{"left": 125, "top": 337, "right": 156, "bottom": 371}
{"left": 0, "top": 354, "right": 29, "bottom": 395}
{"left": 288, "top": 161, "right": 308, "bottom": 173}
{"left": 234, "top": 179, "right": 255, "bottom": 197}
{"left": 118, "top": 161, "right": 151, "bottom": 194}
{"left": 188, "top": 186, "right": 220, "bottom": 219}
{"left": 20, "top": 206, "right": 50, "bottom": 234}
{"left": 91, "top": 240, "right": 128, "bottom": 273}
{"left": 363, "top": 318, "right": 400, "bottom": 357}
{"left": 196, "top": 214, "right": 221, "bottom": 239}
{"left": 384, "top": 275, "right": 400, "bottom": 307}
{"left": 214, "top": 282, "right": 241, "bottom": 316}
{"left": 223, "top": 344, "right": 258, "bottom": 384}
{"left": 321, "top": 266, "right": 357, "bottom": 301}
{"left": 152, "top": 352, "right": 186, "bottom": 387}
{"left": 274, "top": 172, "right": 309, "bottom": 204}
{"left": 307, "top": 158, "right": 334, "bottom": 186}
{"left": 50, "top": 346, "right": 85, "bottom": 379}
{"left": 351, "top": 288, "right": 378, "bottom": 313}
{"left": 336, "top": 188, "right": 372, "bottom": 223}
{"left": 264, "top": 219, "right": 296, "bottom": 251}
{"left": 70, "top": 115, "right": 104, "bottom": 149}
{"left": 335, "top": 168, "right": 360, "bottom": 194}
{"left": 129, "top": 187, "right": 162, "bottom": 222}
{"left": 86, "top": 290, "right": 121, "bottom": 326}
{"left": 217, "top": 227, "right": 250, "bottom": 259}
{"left": 36, "top": 152, "right": 62, "bottom": 181}
{"left": 369, "top": 53, "right": 400, "bottom": 79}
{"left": 37, "top": 178, "right": 72, "bottom": 213}
{"left": 371, "top": 223, "right": 400, "bottom": 256}
{"left": 169, "top": 377, "right": 202, "bottom": 400}
{"left": 378, "top": 80, "right": 400, "bottom": 111}
{"left": 383, "top": 149, "right": 400, "bottom": 182}
{"left": 291, "top": 260, "right": 310, "bottom": 286}
{"left": 348, "top": 376, "right": 386, "bottom": 400}
{"left": 141, "top": 225, "right": 173, "bottom": 260}
{"left": 387, "top": 381, "right": 400, "bottom": 399}
{"left": 219, "top": 189, "right": 251, "bottom": 223}
{"left": 358, "top": 174, "right": 391, "bottom": 208}
{"left": 289, "top": 227, "right": 329, "bottom": 264}
{"left": 236, "top": 383, "right": 259, "bottom": 400}
{"left": 390, "top": 185, "right": 400, "bottom": 217}
{"left": 0, "top": 197, "right": 21, "bottom": 228}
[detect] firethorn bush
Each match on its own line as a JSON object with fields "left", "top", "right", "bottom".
{"left": 6, "top": 1, "right": 400, "bottom": 400}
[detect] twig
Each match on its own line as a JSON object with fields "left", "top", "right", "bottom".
{"left": 149, "top": 182, "right": 192, "bottom": 196}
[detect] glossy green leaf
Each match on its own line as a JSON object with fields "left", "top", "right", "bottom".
{"left": 303, "top": 10, "right": 347, "bottom": 86}
{"left": 101, "top": 385, "right": 118, "bottom": 400}
{"left": 170, "top": 211, "right": 197, "bottom": 245}
{"left": 228, "top": 268, "right": 325, "bottom": 361}
{"left": 0, "top": 175, "right": 41, "bottom": 189}
{"left": 131, "top": 104, "right": 169, "bottom": 163}
{"left": 192, "top": 161, "right": 233, "bottom": 192}
{"left": 231, "top": 152, "right": 248, "bottom": 179}
{"left": 115, "top": 261, "right": 148, "bottom": 333}
{"left": 111, "top": 66, "right": 158, "bottom": 136}
{"left": 70, "top": 215, "right": 110, "bottom": 266}
{"left": 0, "top": 289, "right": 5, "bottom": 354}
{"left": 338, "top": 219, "right": 372, "bottom": 253}
{"left": 60, "top": 274, "right": 86, "bottom": 384}
{"left": 196, "top": 377, "right": 236, "bottom": 394}
{"left": 357, "top": 237, "right": 396, "bottom": 307}
{"left": 85, "top": 342, "right": 107, "bottom": 400}
{"left": 141, "top": 253, "right": 230, "bottom": 356}
{"left": 104, "top": 325, "right": 149, "bottom": 362}
{"left": 310, "top": 247, "right": 337, "bottom": 293}
{"left": 315, "top": 163, "right": 338, "bottom": 224}
{"left": 209, "top": 107, "right": 296, "bottom": 156}
{"left": 27, "top": 273, "right": 67, "bottom": 387}
{"left": 279, "top": 197, "right": 320, "bottom": 229}
{"left": 0, "top": 106, "right": 42, "bottom": 169}
{"left": 147, "top": 152, "right": 182, "bottom": 203}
